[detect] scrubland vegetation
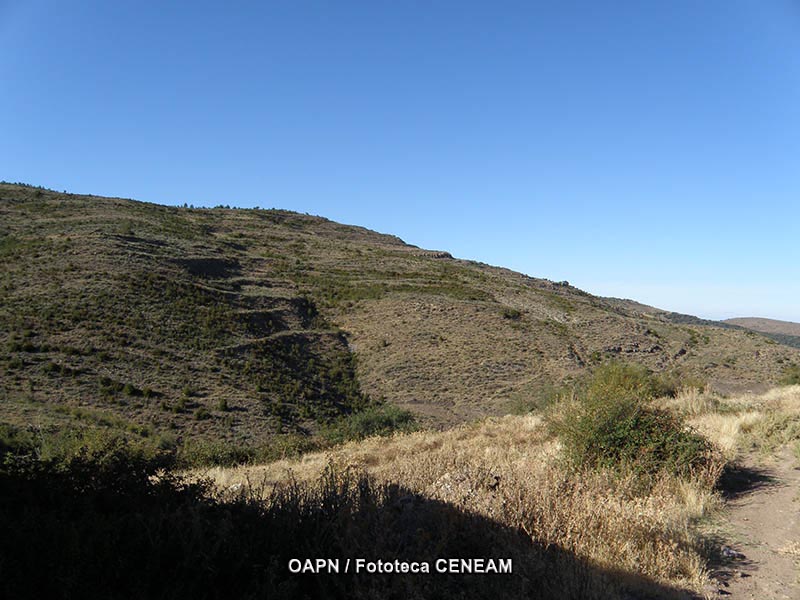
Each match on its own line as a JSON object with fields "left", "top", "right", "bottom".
{"left": 6, "top": 363, "right": 800, "bottom": 599}
{"left": 5, "top": 185, "right": 800, "bottom": 598}
{"left": 4, "top": 182, "right": 800, "bottom": 446}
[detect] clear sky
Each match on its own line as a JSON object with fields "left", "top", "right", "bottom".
{"left": 2, "top": 1, "right": 799, "bottom": 321}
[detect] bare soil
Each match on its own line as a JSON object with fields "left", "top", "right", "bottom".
{"left": 714, "top": 448, "right": 800, "bottom": 599}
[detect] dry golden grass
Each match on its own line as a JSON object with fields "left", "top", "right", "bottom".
{"left": 663, "top": 387, "right": 719, "bottom": 417}
{"left": 755, "top": 384, "right": 800, "bottom": 411}
{"left": 664, "top": 385, "right": 800, "bottom": 460}
{"left": 197, "top": 413, "right": 723, "bottom": 596}
{"left": 779, "top": 542, "right": 800, "bottom": 557}
{"left": 686, "top": 385, "right": 800, "bottom": 458}
{"left": 194, "top": 385, "right": 800, "bottom": 597}
{"left": 688, "top": 411, "right": 762, "bottom": 460}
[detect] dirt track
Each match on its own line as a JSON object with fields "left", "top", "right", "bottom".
{"left": 715, "top": 449, "right": 800, "bottom": 599}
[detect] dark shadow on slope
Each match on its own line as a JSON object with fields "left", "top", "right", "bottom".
{"left": 174, "top": 257, "right": 241, "bottom": 279}
{"left": 0, "top": 442, "right": 698, "bottom": 600}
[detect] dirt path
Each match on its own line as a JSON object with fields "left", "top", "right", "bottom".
{"left": 713, "top": 448, "right": 800, "bottom": 599}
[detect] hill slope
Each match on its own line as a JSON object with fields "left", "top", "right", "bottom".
{"left": 725, "top": 317, "right": 800, "bottom": 349}
{"left": 725, "top": 317, "right": 800, "bottom": 336}
{"left": 2, "top": 183, "right": 798, "bottom": 447}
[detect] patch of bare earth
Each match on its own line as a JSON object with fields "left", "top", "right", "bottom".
{"left": 714, "top": 448, "right": 800, "bottom": 599}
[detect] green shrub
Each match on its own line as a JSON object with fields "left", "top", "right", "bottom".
{"left": 649, "top": 372, "right": 706, "bottom": 398}
{"left": 122, "top": 383, "right": 140, "bottom": 396}
{"left": 254, "top": 434, "right": 321, "bottom": 463}
{"left": 322, "top": 405, "right": 417, "bottom": 445}
{"left": 177, "top": 439, "right": 255, "bottom": 467}
{"left": 0, "top": 423, "right": 36, "bottom": 458}
{"left": 547, "top": 365, "right": 712, "bottom": 478}
{"left": 501, "top": 307, "right": 522, "bottom": 320}
{"left": 585, "top": 362, "right": 662, "bottom": 402}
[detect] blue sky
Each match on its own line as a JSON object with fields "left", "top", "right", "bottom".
{"left": 2, "top": 1, "right": 799, "bottom": 321}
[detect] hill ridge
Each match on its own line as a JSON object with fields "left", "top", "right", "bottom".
{"left": 2, "top": 182, "right": 798, "bottom": 448}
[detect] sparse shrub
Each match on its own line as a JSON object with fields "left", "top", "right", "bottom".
{"left": 217, "top": 398, "right": 229, "bottom": 412}
{"left": 194, "top": 407, "right": 210, "bottom": 420}
{"left": 667, "top": 386, "right": 721, "bottom": 417}
{"left": 780, "top": 364, "right": 800, "bottom": 386}
{"left": 507, "top": 384, "right": 561, "bottom": 415}
{"left": 122, "top": 383, "right": 140, "bottom": 396}
{"left": 501, "top": 307, "right": 522, "bottom": 320}
{"left": 322, "top": 405, "right": 417, "bottom": 445}
{"left": 44, "top": 361, "right": 60, "bottom": 374}
{"left": 585, "top": 362, "right": 662, "bottom": 402}
{"left": 0, "top": 423, "right": 36, "bottom": 458}
{"left": 99, "top": 378, "right": 120, "bottom": 398}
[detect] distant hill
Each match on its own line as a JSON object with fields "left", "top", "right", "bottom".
{"left": 725, "top": 317, "right": 800, "bottom": 337}
{"left": 724, "top": 318, "right": 800, "bottom": 350}
{"left": 2, "top": 182, "right": 798, "bottom": 449}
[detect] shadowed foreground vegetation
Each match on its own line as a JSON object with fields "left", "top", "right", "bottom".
{"left": 8, "top": 369, "right": 800, "bottom": 598}
{"left": 0, "top": 366, "right": 719, "bottom": 599}
{"left": 0, "top": 432, "right": 692, "bottom": 600}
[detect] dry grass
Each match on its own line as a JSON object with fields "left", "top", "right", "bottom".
{"left": 779, "top": 542, "right": 800, "bottom": 557}
{"left": 667, "top": 385, "right": 800, "bottom": 460}
{"left": 194, "top": 385, "right": 800, "bottom": 597}
{"left": 687, "top": 385, "right": 800, "bottom": 457}
{"left": 197, "top": 414, "right": 723, "bottom": 597}
{"left": 688, "top": 412, "right": 762, "bottom": 460}
{"left": 664, "top": 387, "right": 720, "bottom": 417}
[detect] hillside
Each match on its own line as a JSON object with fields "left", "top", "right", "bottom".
{"left": 2, "top": 182, "right": 799, "bottom": 449}
{"left": 725, "top": 317, "right": 800, "bottom": 349}
{"left": 725, "top": 317, "right": 800, "bottom": 337}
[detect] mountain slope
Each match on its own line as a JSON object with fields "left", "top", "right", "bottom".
{"left": 2, "top": 183, "right": 798, "bottom": 447}
{"left": 724, "top": 317, "right": 800, "bottom": 349}
{"left": 725, "top": 317, "right": 800, "bottom": 337}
